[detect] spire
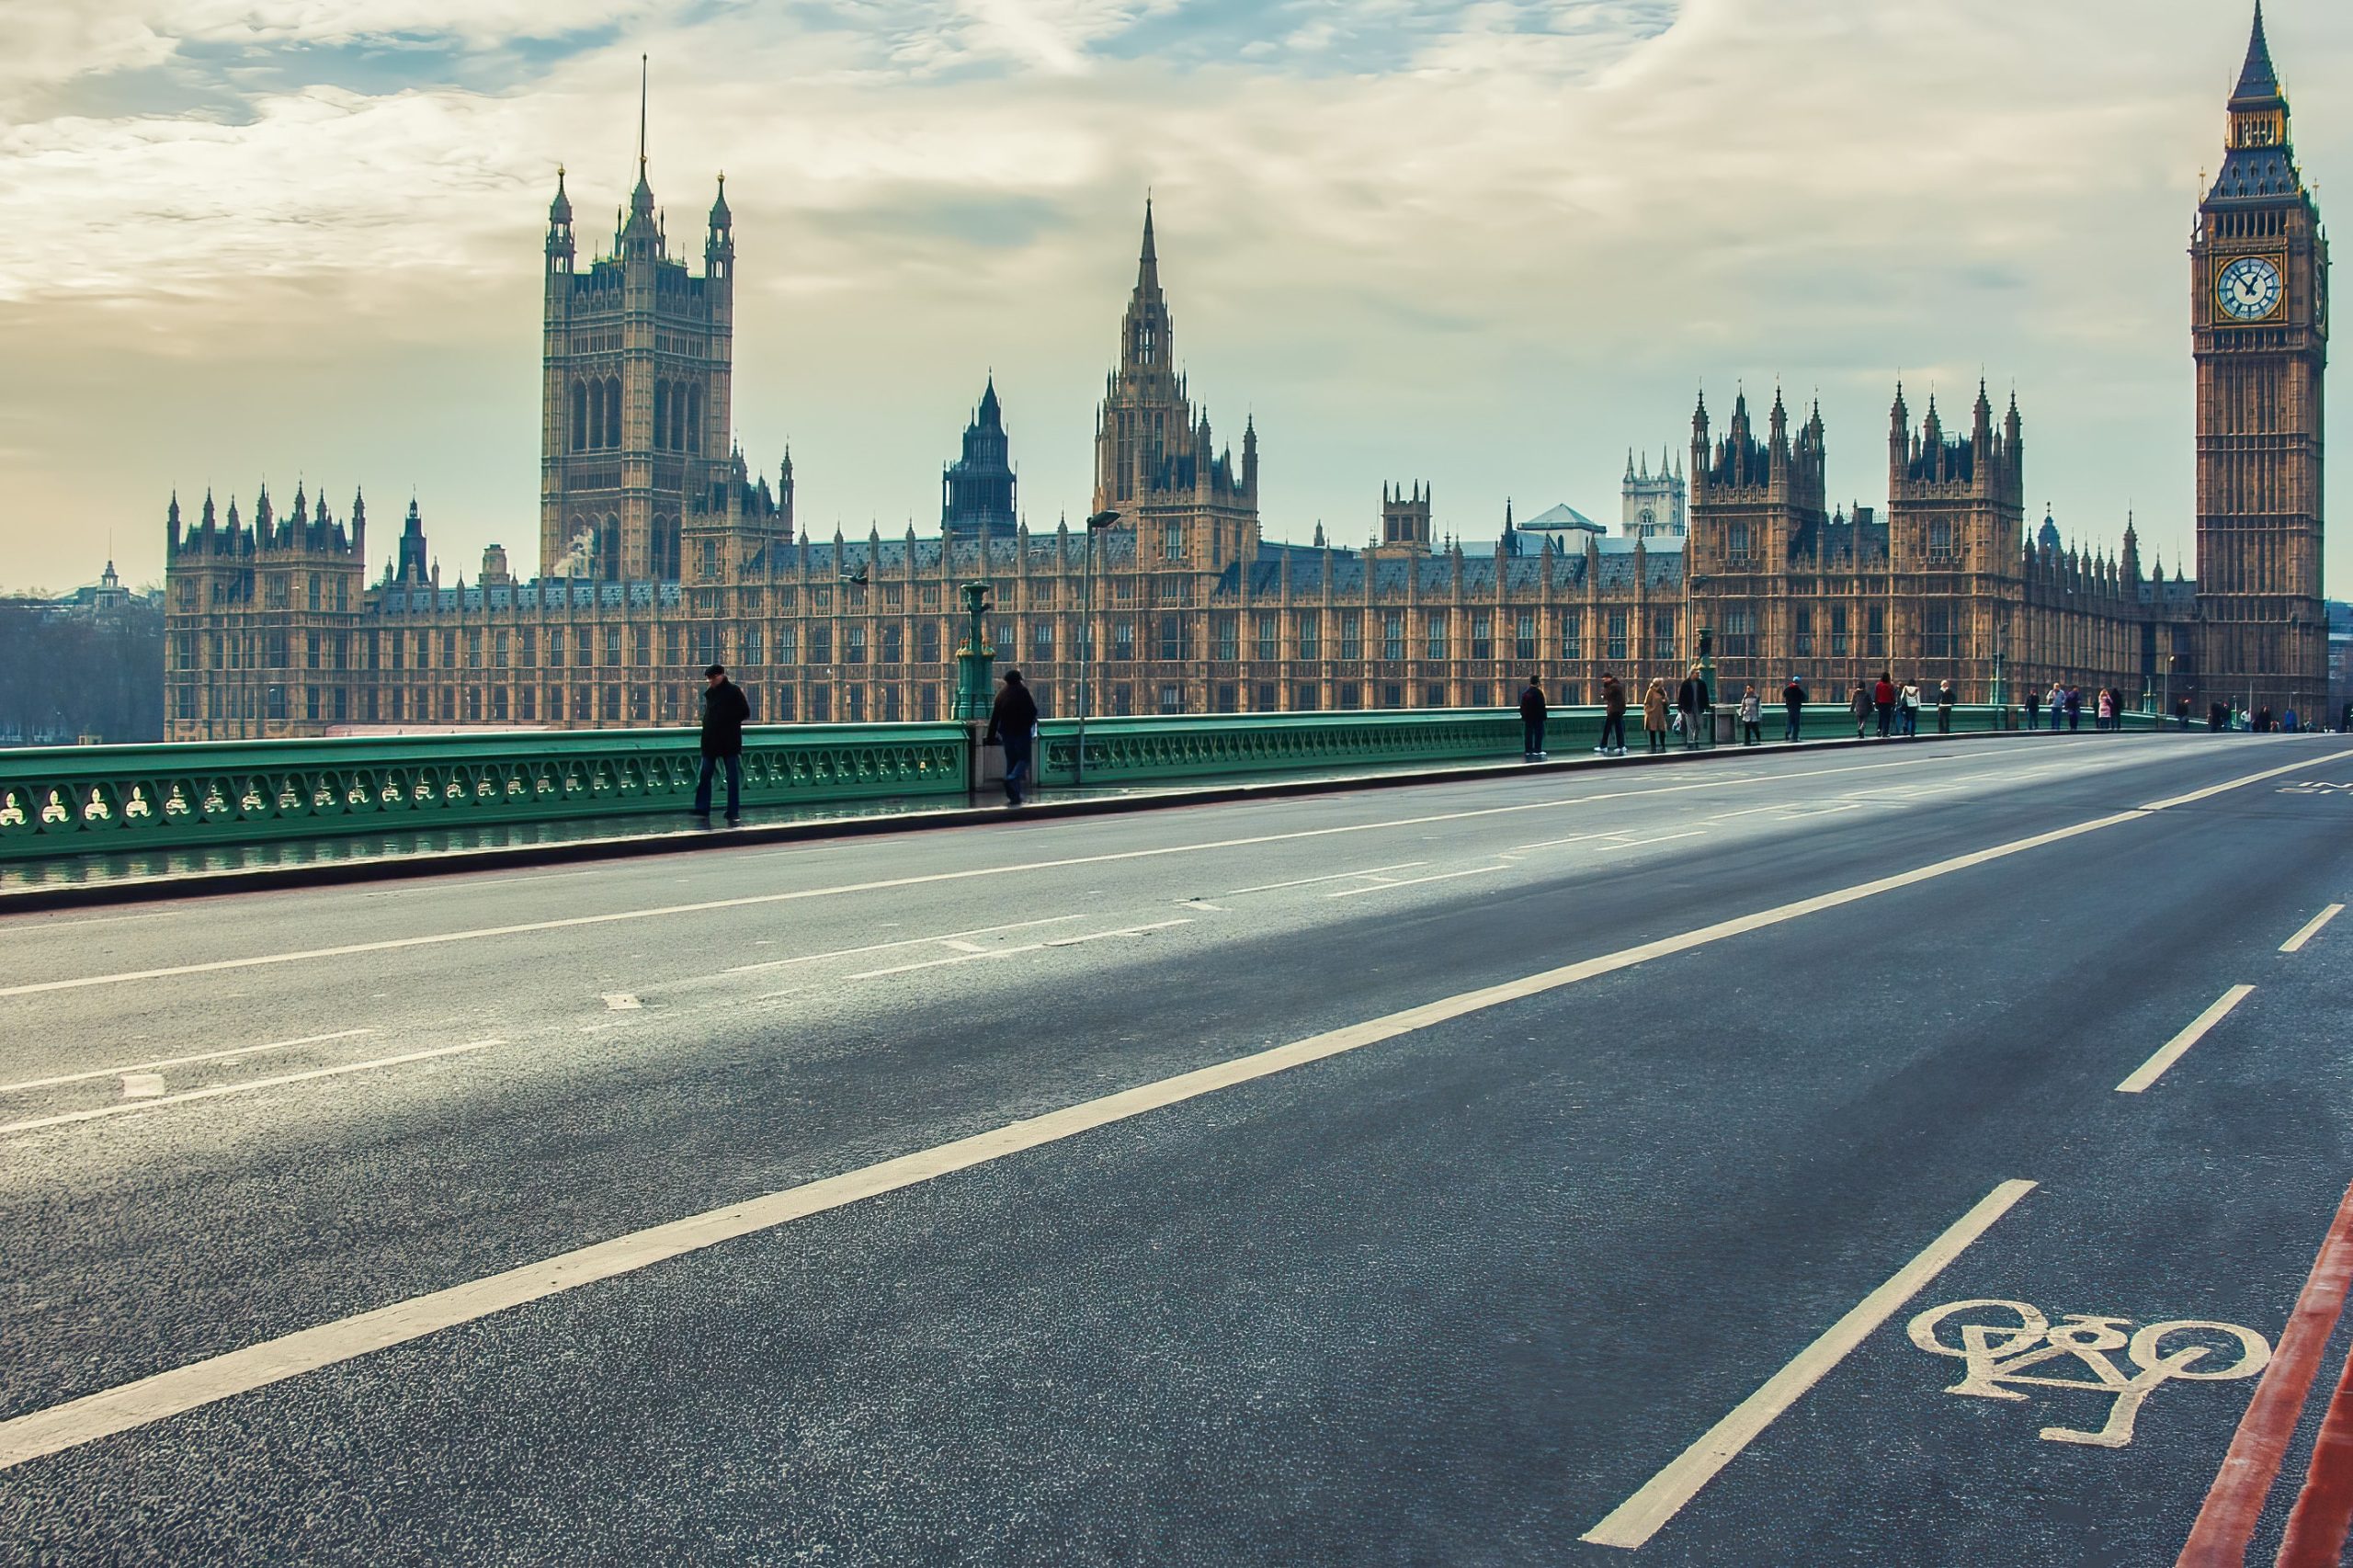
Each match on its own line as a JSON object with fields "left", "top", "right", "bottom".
{"left": 627, "top": 56, "right": 656, "bottom": 225}
{"left": 1140, "top": 195, "right": 1157, "bottom": 274}
{"left": 709, "top": 171, "right": 730, "bottom": 230}
{"left": 550, "top": 165, "right": 572, "bottom": 225}
{"left": 2233, "top": 2, "right": 2281, "bottom": 107}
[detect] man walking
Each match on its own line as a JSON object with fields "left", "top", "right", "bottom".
{"left": 1597, "top": 673, "right": 1628, "bottom": 756}
{"left": 2025, "top": 686, "right": 2041, "bottom": 730}
{"left": 1518, "top": 677, "right": 1549, "bottom": 761}
{"left": 1873, "top": 673, "right": 1896, "bottom": 739}
{"left": 988, "top": 669, "right": 1040, "bottom": 807}
{"left": 1781, "top": 676, "right": 1807, "bottom": 743}
{"left": 1676, "top": 666, "right": 1711, "bottom": 750}
{"left": 692, "top": 663, "right": 751, "bottom": 825}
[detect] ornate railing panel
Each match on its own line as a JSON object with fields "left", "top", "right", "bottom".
{"left": 0, "top": 725, "right": 967, "bottom": 861}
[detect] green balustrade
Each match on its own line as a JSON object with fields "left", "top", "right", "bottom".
{"left": 0, "top": 703, "right": 2178, "bottom": 864}
{"left": 0, "top": 724, "right": 966, "bottom": 862}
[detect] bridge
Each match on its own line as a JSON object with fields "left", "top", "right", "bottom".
{"left": 2, "top": 722, "right": 2348, "bottom": 1564}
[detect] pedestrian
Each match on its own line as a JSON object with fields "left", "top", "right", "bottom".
{"left": 1676, "top": 666, "right": 1711, "bottom": 750}
{"left": 1849, "top": 682, "right": 1872, "bottom": 738}
{"left": 1598, "top": 673, "right": 1629, "bottom": 756}
{"left": 1781, "top": 675, "right": 1807, "bottom": 742}
{"left": 2065, "top": 686, "right": 2083, "bottom": 733}
{"left": 2255, "top": 704, "right": 2272, "bottom": 733}
{"left": 1738, "top": 684, "right": 1763, "bottom": 746}
{"left": 2096, "top": 687, "right": 2113, "bottom": 733}
{"left": 1643, "top": 677, "right": 1671, "bottom": 754}
{"left": 1874, "top": 672, "right": 1897, "bottom": 739}
{"left": 1936, "top": 678, "right": 1955, "bottom": 734}
{"left": 987, "top": 669, "right": 1040, "bottom": 807}
{"left": 2209, "top": 700, "right": 2226, "bottom": 733}
{"left": 1900, "top": 678, "right": 1922, "bottom": 738}
{"left": 2283, "top": 707, "right": 2300, "bottom": 734}
{"left": 2026, "top": 686, "right": 2042, "bottom": 730}
{"left": 691, "top": 662, "right": 750, "bottom": 825}
{"left": 2047, "top": 684, "right": 2066, "bottom": 732}
{"left": 1518, "top": 677, "right": 1549, "bottom": 760}
{"left": 2176, "top": 696, "right": 2192, "bottom": 732}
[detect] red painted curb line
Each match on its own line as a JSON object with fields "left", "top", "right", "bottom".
{"left": 2178, "top": 1176, "right": 2353, "bottom": 1567}
{"left": 2272, "top": 1315, "right": 2353, "bottom": 1565}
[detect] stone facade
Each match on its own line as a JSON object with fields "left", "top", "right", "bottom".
{"left": 165, "top": 19, "right": 2315, "bottom": 741}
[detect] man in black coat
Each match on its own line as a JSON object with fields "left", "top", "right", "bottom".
{"left": 1518, "top": 678, "right": 1548, "bottom": 760}
{"left": 1780, "top": 676, "right": 1807, "bottom": 743}
{"left": 1676, "top": 668, "right": 1711, "bottom": 749}
{"left": 693, "top": 663, "right": 751, "bottom": 824}
{"left": 988, "top": 670, "right": 1040, "bottom": 807}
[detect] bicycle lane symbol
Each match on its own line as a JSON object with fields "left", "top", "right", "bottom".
{"left": 1907, "top": 1299, "right": 2271, "bottom": 1448}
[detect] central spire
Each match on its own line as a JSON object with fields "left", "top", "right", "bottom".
{"left": 629, "top": 54, "right": 655, "bottom": 217}
{"left": 2233, "top": 1, "right": 2280, "bottom": 106}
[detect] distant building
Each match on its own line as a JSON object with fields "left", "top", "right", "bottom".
{"left": 941, "top": 378, "right": 1018, "bottom": 543}
{"left": 1622, "top": 448, "right": 1686, "bottom": 540}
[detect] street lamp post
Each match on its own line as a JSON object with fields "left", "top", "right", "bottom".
{"left": 1074, "top": 509, "right": 1120, "bottom": 788}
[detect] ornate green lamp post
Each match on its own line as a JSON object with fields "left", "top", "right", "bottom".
{"left": 953, "top": 581, "right": 995, "bottom": 721}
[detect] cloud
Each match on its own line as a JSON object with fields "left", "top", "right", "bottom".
{"left": 0, "top": 0, "right": 2347, "bottom": 596}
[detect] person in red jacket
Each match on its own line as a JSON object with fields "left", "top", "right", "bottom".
{"left": 1873, "top": 673, "right": 1897, "bottom": 739}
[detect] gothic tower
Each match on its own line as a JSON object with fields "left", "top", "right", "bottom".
{"left": 540, "top": 65, "right": 736, "bottom": 582}
{"left": 2192, "top": 4, "right": 2329, "bottom": 713}
{"left": 942, "top": 376, "right": 1019, "bottom": 542}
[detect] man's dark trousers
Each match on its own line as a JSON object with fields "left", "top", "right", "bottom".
{"left": 694, "top": 755, "right": 741, "bottom": 820}
{"left": 1523, "top": 718, "right": 1545, "bottom": 756}
{"left": 1001, "top": 734, "right": 1033, "bottom": 803}
{"left": 1600, "top": 714, "right": 1625, "bottom": 751}
{"left": 1784, "top": 707, "right": 1802, "bottom": 742}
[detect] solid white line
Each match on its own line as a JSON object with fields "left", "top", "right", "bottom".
{"left": 1325, "top": 865, "right": 1510, "bottom": 899}
{"left": 1221, "top": 861, "right": 1431, "bottom": 894}
{"left": 1042, "top": 918, "right": 1191, "bottom": 947}
{"left": 0, "top": 1028, "right": 378, "bottom": 1096}
{"left": 2281, "top": 904, "right": 2345, "bottom": 954}
{"left": 0, "top": 1040, "right": 503, "bottom": 1135}
{"left": 1580, "top": 1178, "right": 2038, "bottom": 1550}
{"left": 846, "top": 948, "right": 1033, "bottom": 982}
{"left": 2142, "top": 749, "right": 2350, "bottom": 811}
{"left": 2116, "top": 984, "right": 2256, "bottom": 1094}
{"left": 719, "top": 915, "right": 1083, "bottom": 976}
{"left": 0, "top": 785, "right": 2201, "bottom": 1472}
{"left": 0, "top": 750, "right": 2077, "bottom": 1001}
{"left": 1511, "top": 830, "right": 1638, "bottom": 852}
{"left": 1593, "top": 830, "right": 1707, "bottom": 851}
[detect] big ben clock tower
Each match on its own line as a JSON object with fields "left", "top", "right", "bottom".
{"left": 2193, "top": 4, "right": 2329, "bottom": 718}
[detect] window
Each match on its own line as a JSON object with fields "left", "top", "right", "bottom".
{"left": 306, "top": 633, "right": 322, "bottom": 670}
{"left": 1728, "top": 521, "right": 1751, "bottom": 559}
{"left": 1381, "top": 682, "right": 1404, "bottom": 709}
{"left": 917, "top": 686, "right": 935, "bottom": 721}
{"left": 1295, "top": 612, "right": 1319, "bottom": 660}
{"left": 1866, "top": 606, "right": 1886, "bottom": 658}
{"left": 1115, "top": 620, "right": 1134, "bottom": 661}
{"left": 1162, "top": 521, "right": 1184, "bottom": 561}
{"left": 881, "top": 626, "right": 901, "bottom": 665}
{"left": 847, "top": 626, "right": 868, "bottom": 665}
{"left": 1033, "top": 620, "right": 1054, "bottom": 661}
{"left": 777, "top": 623, "right": 798, "bottom": 664}
{"left": 1337, "top": 682, "right": 1362, "bottom": 710}
{"left": 1928, "top": 520, "right": 1954, "bottom": 561}
{"left": 694, "top": 625, "right": 718, "bottom": 667}
{"left": 548, "top": 629, "right": 564, "bottom": 665}
{"left": 1293, "top": 684, "right": 1319, "bottom": 711}
{"left": 846, "top": 687, "right": 865, "bottom": 722}
{"left": 1516, "top": 613, "right": 1537, "bottom": 664}
{"left": 743, "top": 626, "right": 763, "bottom": 666}
{"left": 1607, "top": 609, "right": 1628, "bottom": 662}
{"left": 1651, "top": 610, "right": 1677, "bottom": 662}
{"left": 308, "top": 574, "right": 321, "bottom": 611}
{"left": 1794, "top": 608, "right": 1813, "bottom": 656}
{"left": 917, "top": 622, "right": 939, "bottom": 662}
{"left": 807, "top": 626, "right": 831, "bottom": 663}
{"left": 1214, "top": 682, "right": 1237, "bottom": 713}
{"left": 1256, "top": 683, "right": 1277, "bottom": 711}
{"left": 601, "top": 628, "right": 620, "bottom": 665}
{"left": 882, "top": 686, "right": 902, "bottom": 722}
{"left": 1471, "top": 613, "right": 1493, "bottom": 662}
{"left": 1338, "top": 611, "right": 1361, "bottom": 661}
{"left": 466, "top": 631, "right": 483, "bottom": 669}
{"left": 1831, "top": 606, "right": 1849, "bottom": 656}
{"left": 1383, "top": 613, "right": 1405, "bottom": 664}
{"left": 1215, "top": 616, "right": 1238, "bottom": 663}
{"left": 1256, "top": 615, "right": 1279, "bottom": 663}
{"left": 1427, "top": 683, "right": 1448, "bottom": 708}
{"left": 1427, "top": 616, "right": 1447, "bottom": 661}
{"left": 809, "top": 687, "right": 832, "bottom": 722}
{"left": 1158, "top": 683, "right": 1184, "bottom": 714}
{"left": 1924, "top": 604, "right": 1955, "bottom": 659}
{"left": 1558, "top": 613, "right": 1581, "bottom": 661}
{"left": 1158, "top": 613, "right": 1184, "bottom": 661}
{"left": 1722, "top": 607, "right": 1756, "bottom": 658}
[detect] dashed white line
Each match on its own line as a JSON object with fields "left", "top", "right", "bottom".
{"left": 1043, "top": 918, "right": 1192, "bottom": 947}
{"left": 2281, "top": 904, "right": 2344, "bottom": 954}
{"left": 0, "top": 1028, "right": 380, "bottom": 1096}
{"left": 1220, "top": 862, "right": 1428, "bottom": 895}
{"left": 2116, "top": 984, "right": 2256, "bottom": 1094}
{"left": 0, "top": 1040, "right": 504, "bottom": 1135}
{"left": 720, "top": 915, "right": 1084, "bottom": 976}
{"left": 1594, "top": 830, "right": 1708, "bottom": 851}
{"left": 1326, "top": 865, "right": 1511, "bottom": 899}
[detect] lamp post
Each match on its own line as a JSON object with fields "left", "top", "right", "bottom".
{"left": 2162, "top": 653, "right": 2176, "bottom": 730}
{"left": 1074, "top": 509, "right": 1120, "bottom": 787}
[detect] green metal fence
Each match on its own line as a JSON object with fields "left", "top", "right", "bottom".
{"left": 0, "top": 703, "right": 2168, "bottom": 862}
{"left": 0, "top": 725, "right": 966, "bottom": 861}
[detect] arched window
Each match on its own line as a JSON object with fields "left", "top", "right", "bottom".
{"left": 654, "top": 382, "right": 669, "bottom": 452}
{"left": 571, "top": 381, "right": 588, "bottom": 452}
{"left": 603, "top": 380, "right": 621, "bottom": 449}
{"left": 600, "top": 514, "right": 620, "bottom": 579}
{"left": 688, "top": 383, "right": 703, "bottom": 453}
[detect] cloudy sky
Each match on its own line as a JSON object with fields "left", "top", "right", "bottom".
{"left": 2, "top": 0, "right": 2346, "bottom": 593}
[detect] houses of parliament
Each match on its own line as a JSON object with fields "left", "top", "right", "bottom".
{"left": 162, "top": 10, "right": 2327, "bottom": 740}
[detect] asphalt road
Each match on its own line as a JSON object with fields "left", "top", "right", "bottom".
{"left": 2, "top": 731, "right": 2349, "bottom": 1564}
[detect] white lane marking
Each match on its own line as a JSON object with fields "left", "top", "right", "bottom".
{"left": 1511, "top": 831, "right": 1638, "bottom": 853}
{"left": 1179, "top": 900, "right": 1231, "bottom": 912}
{"left": 1325, "top": 865, "right": 1511, "bottom": 899}
{"left": 2142, "top": 750, "right": 2350, "bottom": 811}
{"left": 1697, "top": 803, "right": 1801, "bottom": 825}
{"left": 1593, "top": 831, "right": 1707, "bottom": 851}
{"left": 1043, "top": 918, "right": 1191, "bottom": 947}
{"left": 0, "top": 750, "right": 2086, "bottom": 1000}
{"left": 847, "top": 947, "right": 1043, "bottom": 981}
{"left": 1220, "top": 861, "right": 1430, "bottom": 894}
{"left": 17, "top": 911, "right": 175, "bottom": 933}
{"left": 0, "top": 1028, "right": 378, "bottom": 1096}
{"left": 2116, "top": 984, "right": 2256, "bottom": 1094}
{"left": 719, "top": 915, "right": 1084, "bottom": 976}
{"left": 0, "top": 1040, "right": 503, "bottom": 1136}
{"left": 2281, "top": 904, "right": 2345, "bottom": 954}
{"left": 939, "top": 940, "right": 991, "bottom": 954}
{"left": 602, "top": 994, "right": 642, "bottom": 1012}
{"left": 0, "top": 788, "right": 2211, "bottom": 1472}
{"left": 1581, "top": 1179, "right": 2038, "bottom": 1550}
{"left": 119, "top": 1074, "right": 164, "bottom": 1099}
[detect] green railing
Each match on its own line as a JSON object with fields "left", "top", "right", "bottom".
{"left": 0, "top": 724, "right": 966, "bottom": 861}
{"left": 0, "top": 703, "right": 2170, "bottom": 862}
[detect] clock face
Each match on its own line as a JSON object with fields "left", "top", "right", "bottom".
{"left": 2217, "top": 255, "right": 2284, "bottom": 322}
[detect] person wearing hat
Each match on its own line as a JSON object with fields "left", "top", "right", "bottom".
{"left": 692, "top": 663, "right": 751, "bottom": 825}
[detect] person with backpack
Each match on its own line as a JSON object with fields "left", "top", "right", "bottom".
{"left": 1781, "top": 676, "right": 1807, "bottom": 742}
{"left": 1597, "top": 673, "right": 1628, "bottom": 756}
{"left": 691, "top": 663, "right": 751, "bottom": 825}
{"left": 987, "top": 669, "right": 1040, "bottom": 807}
{"left": 1518, "top": 677, "right": 1549, "bottom": 761}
